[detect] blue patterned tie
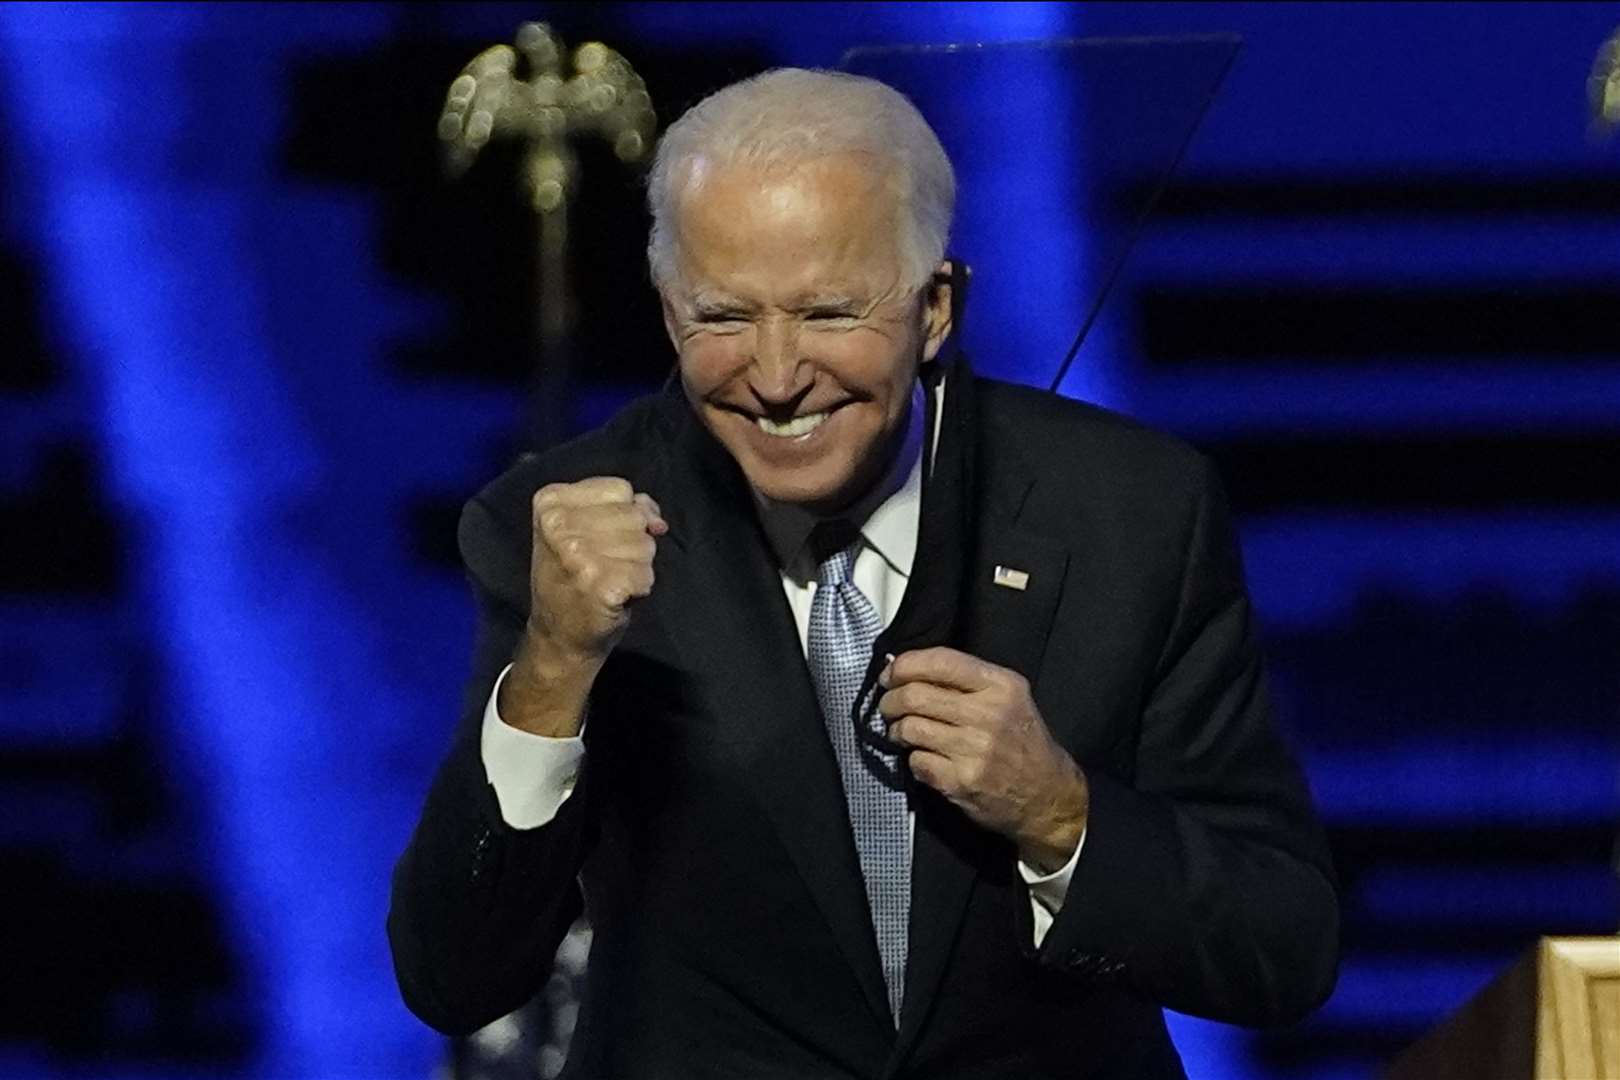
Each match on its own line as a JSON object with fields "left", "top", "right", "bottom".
{"left": 807, "top": 525, "right": 910, "bottom": 1026}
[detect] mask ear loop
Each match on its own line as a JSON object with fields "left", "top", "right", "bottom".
{"left": 945, "top": 257, "right": 970, "bottom": 351}
{"left": 917, "top": 257, "right": 968, "bottom": 480}
{"left": 851, "top": 257, "right": 970, "bottom": 793}
{"left": 919, "top": 256, "right": 969, "bottom": 369}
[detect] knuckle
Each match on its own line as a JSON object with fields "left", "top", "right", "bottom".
{"left": 540, "top": 508, "right": 568, "bottom": 536}
{"left": 907, "top": 751, "right": 932, "bottom": 782}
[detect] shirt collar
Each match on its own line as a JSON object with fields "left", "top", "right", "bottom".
{"left": 754, "top": 379, "right": 927, "bottom": 583}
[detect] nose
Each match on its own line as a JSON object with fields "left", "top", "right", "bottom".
{"left": 748, "top": 315, "right": 807, "bottom": 405}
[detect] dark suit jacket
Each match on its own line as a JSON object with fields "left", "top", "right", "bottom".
{"left": 388, "top": 361, "right": 1339, "bottom": 1079}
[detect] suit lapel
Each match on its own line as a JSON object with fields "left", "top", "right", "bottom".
{"left": 960, "top": 516, "right": 1070, "bottom": 677}
{"left": 889, "top": 432, "right": 1070, "bottom": 1068}
{"left": 648, "top": 397, "right": 896, "bottom": 1034}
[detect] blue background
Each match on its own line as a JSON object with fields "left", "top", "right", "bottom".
{"left": 2, "top": 3, "right": 1617, "bottom": 1079}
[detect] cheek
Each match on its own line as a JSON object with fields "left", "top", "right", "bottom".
{"left": 678, "top": 333, "right": 752, "bottom": 394}
{"left": 807, "top": 330, "right": 915, "bottom": 393}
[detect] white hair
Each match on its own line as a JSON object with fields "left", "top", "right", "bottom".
{"left": 646, "top": 68, "right": 955, "bottom": 291}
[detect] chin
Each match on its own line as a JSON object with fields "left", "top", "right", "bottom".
{"left": 739, "top": 459, "right": 855, "bottom": 511}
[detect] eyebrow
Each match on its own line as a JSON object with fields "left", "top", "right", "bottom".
{"left": 683, "top": 291, "right": 874, "bottom": 317}
{"left": 688, "top": 293, "right": 757, "bottom": 316}
{"left": 788, "top": 293, "right": 876, "bottom": 316}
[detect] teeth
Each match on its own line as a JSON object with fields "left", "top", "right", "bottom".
{"left": 756, "top": 411, "right": 829, "bottom": 438}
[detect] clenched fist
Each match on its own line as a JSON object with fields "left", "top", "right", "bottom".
{"left": 499, "top": 476, "right": 667, "bottom": 737}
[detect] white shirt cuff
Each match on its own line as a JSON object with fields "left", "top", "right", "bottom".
{"left": 479, "top": 663, "right": 586, "bottom": 830}
{"left": 1018, "top": 826, "right": 1086, "bottom": 948}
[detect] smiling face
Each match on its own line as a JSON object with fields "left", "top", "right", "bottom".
{"left": 660, "top": 154, "right": 952, "bottom": 513}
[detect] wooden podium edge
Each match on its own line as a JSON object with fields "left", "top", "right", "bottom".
{"left": 1384, "top": 935, "right": 1620, "bottom": 1080}
{"left": 1542, "top": 937, "right": 1620, "bottom": 1079}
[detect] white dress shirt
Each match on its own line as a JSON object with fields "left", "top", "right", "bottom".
{"left": 480, "top": 381, "right": 1082, "bottom": 947}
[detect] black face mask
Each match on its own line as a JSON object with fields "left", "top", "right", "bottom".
{"left": 849, "top": 282, "right": 978, "bottom": 792}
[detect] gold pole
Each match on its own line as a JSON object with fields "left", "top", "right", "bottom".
{"left": 438, "top": 23, "right": 656, "bottom": 445}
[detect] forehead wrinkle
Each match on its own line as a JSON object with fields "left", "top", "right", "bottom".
{"left": 784, "top": 288, "right": 857, "bottom": 307}
{"left": 689, "top": 286, "right": 750, "bottom": 307}
{"left": 668, "top": 156, "right": 909, "bottom": 310}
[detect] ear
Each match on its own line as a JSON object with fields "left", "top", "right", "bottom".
{"left": 920, "top": 259, "right": 954, "bottom": 364}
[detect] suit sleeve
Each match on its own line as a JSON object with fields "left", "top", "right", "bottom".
{"left": 387, "top": 495, "right": 595, "bottom": 1035}
{"left": 1026, "top": 457, "right": 1340, "bottom": 1026}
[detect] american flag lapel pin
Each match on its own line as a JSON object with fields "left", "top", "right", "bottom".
{"left": 992, "top": 565, "right": 1030, "bottom": 591}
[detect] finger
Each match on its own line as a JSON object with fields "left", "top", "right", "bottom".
{"left": 535, "top": 476, "right": 635, "bottom": 510}
{"left": 633, "top": 492, "right": 669, "bottom": 536}
{"left": 592, "top": 532, "right": 658, "bottom": 562}
{"left": 547, "top": 502, "right": 657, "bottom": 540}
{"left": 633, "top": 491, "right": 663, "bottom": 519}
{"left": 599, "top": 560, "right": 655, "bottom": 607}
{"left": 564, "top": 498, "right": 666, "bottom": 541}
{"left": 550, "top": 535, "right": 656, "bottom": 577}
{"left": 878, "top": 682, "right": 984, "bottom": 728}
{"left": 887, "top": 714, "right": 987, "bottom": 759}
{"left": 906, "top": 749, "right": 961, "bottom": 798}
{"left": 886, "top": 647, "right": 1003, "bottom": 694}
{"left": 618, "top": 561, "right": 656, "bottom": 601}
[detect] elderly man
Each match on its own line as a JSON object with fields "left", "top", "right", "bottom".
{"left": 389, "top": 69, "right": 1338, "bottom": 1079}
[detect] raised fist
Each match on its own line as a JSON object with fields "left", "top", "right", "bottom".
{"left": 527, "top": 476, "right": 667, "bottom": 663}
